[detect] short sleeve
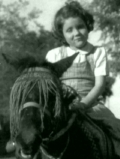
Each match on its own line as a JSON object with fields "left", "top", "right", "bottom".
{"left": 45, "top": 47, "right": 61, "bottom": 63}
{"left": 94, "top": 47, "right": 109, "bottom": 76}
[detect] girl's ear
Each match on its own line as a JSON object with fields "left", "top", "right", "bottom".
{"left": 52, "top": 52, "right": 79, "bottom": 77}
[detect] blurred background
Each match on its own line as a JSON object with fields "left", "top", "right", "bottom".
{"left": 0, "top": 0, "right": 120, "bottom": 121}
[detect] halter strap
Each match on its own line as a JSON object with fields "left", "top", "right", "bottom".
{"left": 23, "top": 102, "right": 39, "bottom": 109}
{"left": 19, "top": 102, "right": 39, "bottom": 114}
{"left": 23, "top": 67, "right": 51, "bottom": 74}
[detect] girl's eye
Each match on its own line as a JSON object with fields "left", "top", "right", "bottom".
{"left": 66, "top": 28, "right": 73, "bottom": 32}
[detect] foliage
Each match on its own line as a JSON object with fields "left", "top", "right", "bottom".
{"left": 2, "top": 0, "right": 120, "bottom": 116}
{"left": 89, "top": 0, "right": 120, "bottom": 74}
{"left": 0, "top": 0, "right": 60, "bottom": 116}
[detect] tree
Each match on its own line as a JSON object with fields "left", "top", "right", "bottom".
{"left": 89, "top": 0, "right": 120, "bottom": 75}
{"left": 0, "top": 0, "right": 60, "bottom": 116}
{"left": 0, "top": 0, "right": 39, "bottom": 116}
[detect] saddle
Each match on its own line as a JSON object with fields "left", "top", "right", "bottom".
{"left": 76, "top": 111, "right": 114, "bottom": 159}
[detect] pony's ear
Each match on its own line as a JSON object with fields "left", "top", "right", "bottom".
{"left": 2, "top": 53, "right": 20, "bottom": 69}
{"left": 2, "top": 53, "right": 45, "bottom": 71}
{"left": 52, "top": 52, "right": 79, "bottom": 77}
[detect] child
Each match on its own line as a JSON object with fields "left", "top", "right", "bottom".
{"left": 46, "top": 1, "right": 120, "bottom": 157}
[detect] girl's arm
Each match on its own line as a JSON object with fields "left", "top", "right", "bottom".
{"left": 81, "top": 75, "right": 106, "bottom": 109}
{"left": 80, "top": 47, "right": 108, "bottom": 110}
{"left": 69, "top": 47, "right": 108, "bottom": 111}
{"left": 69, "top": 75, "right": 106, "bottom": 111}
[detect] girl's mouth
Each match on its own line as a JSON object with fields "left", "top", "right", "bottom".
{"left": 74, "top": 37, "right": 82, "bottom": 41}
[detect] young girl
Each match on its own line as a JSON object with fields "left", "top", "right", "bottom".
{"left": 46, "top": 1, "right": 120, "bottom": 157}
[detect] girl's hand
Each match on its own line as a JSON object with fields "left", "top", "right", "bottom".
{"left": 61, "top": 83, "right": 81, "bottom": 106}
{"left": 62, "top": 83, "right": 78, "bottom": 99}
{"left": 69, "top": 98, "right": 86, "bottom": 112}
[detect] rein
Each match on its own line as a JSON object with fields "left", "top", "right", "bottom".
{"left": 20, "top": 102, "right": 76, "bottom": 143}
{"left": 40, "top": 113, "right": 76, "bottom": 159}
{"left": 41, "top": 136, "right": 70, "bottom": 159}
{"left": 42, "top": 113, "right": 77, "bottom": 143}
{"left": 19, "top": 101, "right": 76, "bottom": 143}
{"left": 18, "top": 101, "right": 77, "bottom": 159}
{"left": 19, "top": 102, "right": 76, "bottom": 159}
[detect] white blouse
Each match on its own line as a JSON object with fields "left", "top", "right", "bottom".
{"left": 46, "top": 43, "right": 109, "bottom": 76}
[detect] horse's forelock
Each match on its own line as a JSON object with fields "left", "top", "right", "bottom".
{"left": 10, "top": 67, "right": 62, "bottom": 140}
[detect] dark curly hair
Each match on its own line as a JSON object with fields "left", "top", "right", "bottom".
{"left": 52, "top": 1, "right": 94, "bottom": 45}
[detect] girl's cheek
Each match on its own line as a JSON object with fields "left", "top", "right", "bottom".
{"left": 81, "top": 28, "right": 88, "bottom": 34}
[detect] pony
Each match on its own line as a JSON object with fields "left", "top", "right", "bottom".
{"left": 3, "top": 53, "right": 116, "bottom": 159}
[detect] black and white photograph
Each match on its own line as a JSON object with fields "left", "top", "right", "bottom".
{"left": 0, "top": 0, "right": 120, "bottom": 159}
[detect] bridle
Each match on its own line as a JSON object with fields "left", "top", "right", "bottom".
{"left": 19, "top": 101, "right": 77, "bottom": 159}
{"left": 19, "top": 102, "right": 40, "bottom": 114}
{"left": 17, "top": 101, "right": 40, "bottom": 159}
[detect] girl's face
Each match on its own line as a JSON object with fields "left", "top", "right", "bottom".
{"left": 62, "top": 17, "right": 88, "bottom": 50}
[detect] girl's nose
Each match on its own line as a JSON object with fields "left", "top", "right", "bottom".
{"left": 73, "top": 29, "right": 80, "bottom": 36}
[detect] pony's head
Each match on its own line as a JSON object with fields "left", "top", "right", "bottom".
{"left": 3, "top": 52, "right": 78, "bottom": 159}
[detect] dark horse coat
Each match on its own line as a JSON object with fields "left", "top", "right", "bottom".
{"left": 3, "top": 53, "right": 116, "bottom": 159}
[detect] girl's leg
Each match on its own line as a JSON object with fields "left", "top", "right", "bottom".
{"left": 87, "top": 103, "right": 120, "bottom": 157}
